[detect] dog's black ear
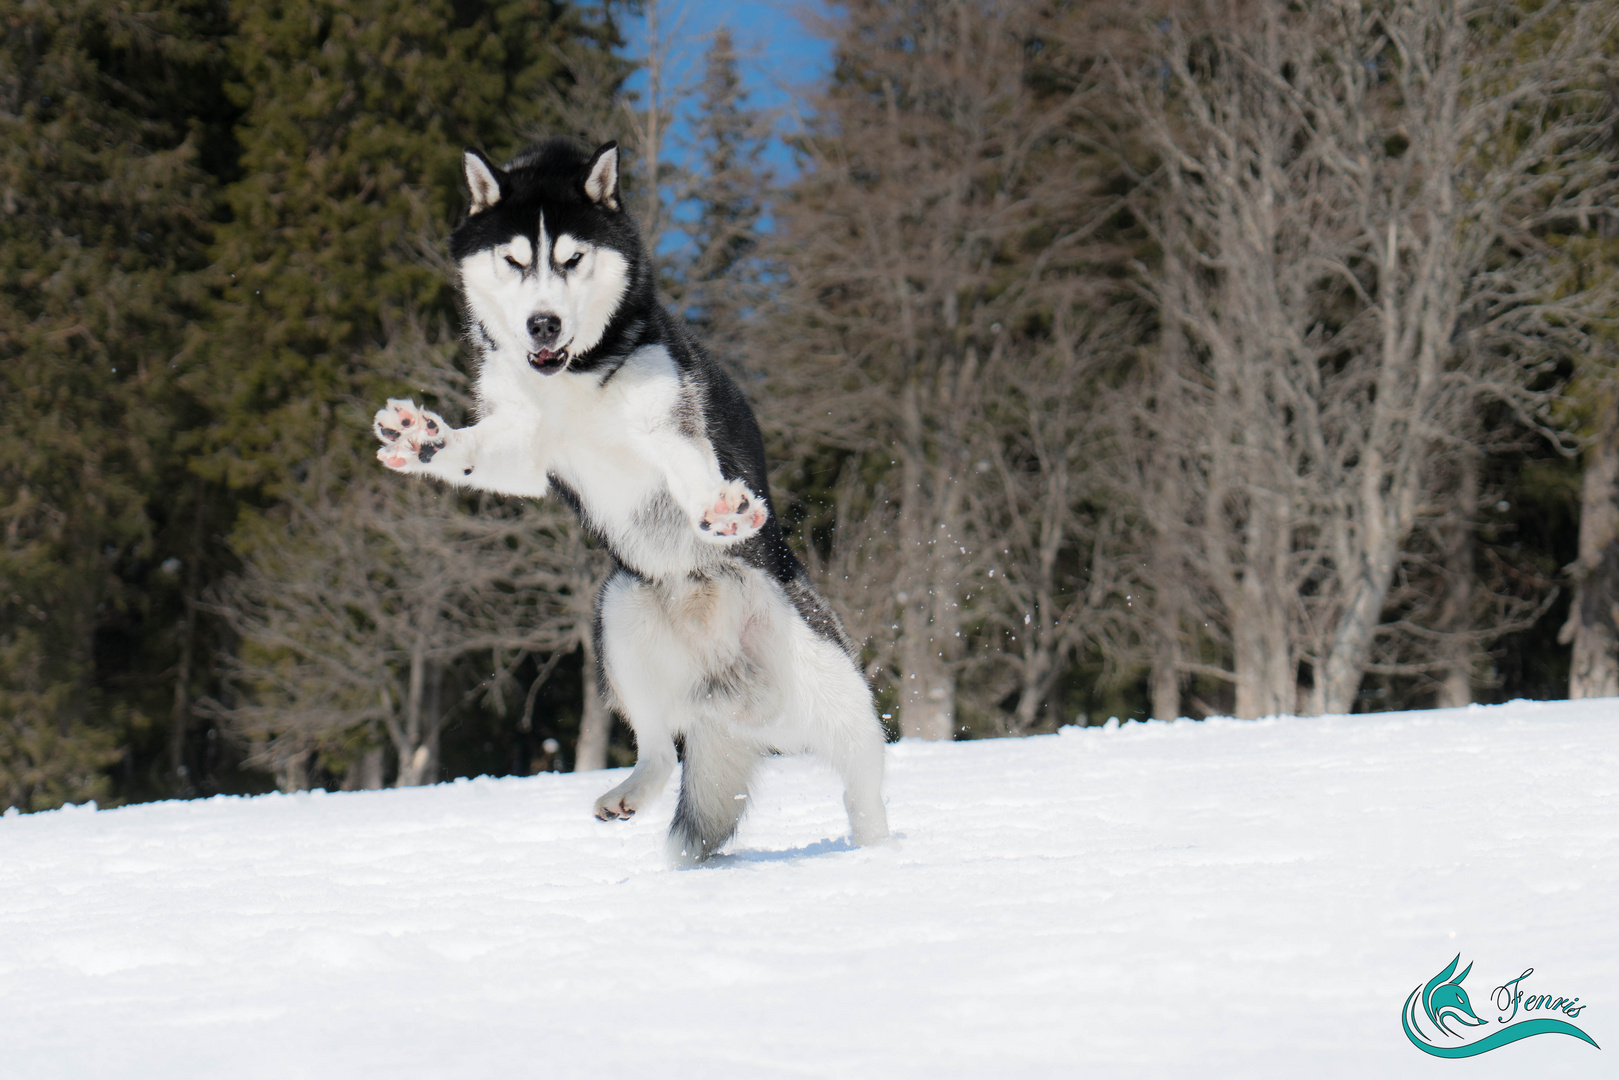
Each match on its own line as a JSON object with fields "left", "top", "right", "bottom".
{"left": 583, "top": 141, "right": 620, "bottom": 211}
{"left": 464, "top": 148, "right": 504, "bottom": 214}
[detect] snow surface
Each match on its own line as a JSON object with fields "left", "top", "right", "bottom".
{"left": 2, "top": 699, "right": 1616, "bottom": 1078}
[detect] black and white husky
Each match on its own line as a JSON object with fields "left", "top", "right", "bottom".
{"left": 372, "top": 138, "right": 889, "bottom": 864}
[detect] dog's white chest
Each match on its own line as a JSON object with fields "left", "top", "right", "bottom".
{"left": 485, "top": 344, "right": 715, "bottom": 579}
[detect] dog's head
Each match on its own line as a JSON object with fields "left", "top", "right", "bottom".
{"left": 450, "top": 138, "right": 646, "bottom": 376}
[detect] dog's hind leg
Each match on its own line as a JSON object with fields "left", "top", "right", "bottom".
{"left": 666, "top": 724, "right": 759, "bottom": 866}
{"left": 822, "top": 701, "right": 890, "bottom": 846}
{"left": 828, "top": 718, "right": 888, "bottom": 846}
{"left": 797, "top": 639, "right": 890, "bottom": 847}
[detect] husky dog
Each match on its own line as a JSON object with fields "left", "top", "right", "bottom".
{"left": 372, "top": 138, "right": 889, "bottom": 865}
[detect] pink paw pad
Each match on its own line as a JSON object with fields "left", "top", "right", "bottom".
{"left": 699, "top": 481, "right": 768, "bottom": 540}
{"left": 374, "top": 398, "right": 446, "bottom": 470}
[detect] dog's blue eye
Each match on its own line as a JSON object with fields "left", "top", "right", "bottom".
{"left": 565, "top": 252, "right": 584, "bottom": 268}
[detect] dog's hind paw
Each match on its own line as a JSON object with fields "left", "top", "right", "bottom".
{"left": 697, "top": 479, "right": 768, "bottom": 543}
{"left": 374, "top": 398, "right": 447, "bottom": 471}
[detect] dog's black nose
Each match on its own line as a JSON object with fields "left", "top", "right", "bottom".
{"left": 527, "top": 313, "right": 562, "bottom": 346}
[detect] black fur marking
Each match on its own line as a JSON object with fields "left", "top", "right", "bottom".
{"left": 592, "top": 572, "right": 622, "bottom": 714}
{"left": 452, "top": 138, "right": 657, "bottom": 378}
{"left": 456, "top": 137, "right": 836, "bottom": 607}
{"left": 784, "top": 575, "right": 858, "bottom": 657}
{"left": 672, "top": 384, "right": 703, "bottom": 439}
{"left": 547, "top": 473, "right": 599, "bottom": 541}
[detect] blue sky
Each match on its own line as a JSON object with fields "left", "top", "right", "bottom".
{"left": 621, "top": 0, "right": 836, "bottom": 175}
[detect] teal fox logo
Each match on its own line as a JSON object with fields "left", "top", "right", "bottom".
{"left": 1419, "top": 956, "right": 1489, "bottom": 1036}
{"left": 1404, "top": 955, "right": 1599, "bottom": 1058}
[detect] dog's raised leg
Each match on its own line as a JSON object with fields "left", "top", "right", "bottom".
{"left": 374, "top": 398, "right": 449, "bottom": 469}
{"left": 373, "top": 397, "right": 551, "bottom": 498}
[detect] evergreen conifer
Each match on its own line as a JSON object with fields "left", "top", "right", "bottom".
{"left": 0, "top": 0, "right": 233, "bottom": 809}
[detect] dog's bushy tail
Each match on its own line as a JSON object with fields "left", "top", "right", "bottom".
{"left": 667, "top": 727, "right": 758, "bottom": 866}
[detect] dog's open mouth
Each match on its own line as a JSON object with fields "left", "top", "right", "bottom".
{"left": 527, "top": 346, "right": 570, "bottom": 375}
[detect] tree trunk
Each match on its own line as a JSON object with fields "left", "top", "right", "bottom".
{"left": 894, "top": 377, "right": 958, "bottom": 740}
{"left": 1562, "top": 396, "right": 1619, "bottom": 699}
{"left": 358, "top": 747, "right": 385, "bottom": 790}
{"left": 168, "top": 488, "right": 209, "bottom": 793}
{"left": 1318, "top": 550, "right": 1396, "bottom": 715}
{"left": 1233, "top": 582, "right": 1292, "bottom": 718}
{"left": 1317, "top": 247, "right": 1430, "bottom": 716}
{"left": 1011, "top": 646, "right": 1056, "bottom": 733}
{"left": 1150, "top": 629, "right": 1181, "bottom": 722}
{"left": 573, "top": 634, "right": 612, "bottom": 770}
{"left": 1436, "top": 452, "right": 1479, "bottom": 708}
{"left": 1231, "top": 497, "right": 1294, "bottom": 719}
{"left": 898, "top": 615, "right": 955, "bottom": 739}
{"left": 395, "top": 635, "right": 438, "bottom": 787}
{"left": 168, "top": 592, "right": 198, "bottom": 790}
{"left": 277, "top": 750, "right": 311, "bottom": 793}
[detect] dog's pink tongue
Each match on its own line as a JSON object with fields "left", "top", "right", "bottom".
{"left": 529, "top": 348, "right": 567, "bottom": 375}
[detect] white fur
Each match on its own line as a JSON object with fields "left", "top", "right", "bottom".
{"left": 374, "top": 229, "right": 890, "bottom": 862}
{"left": 593, "top": 569, "right": 889, "bottom": 863}
{"left": 377, "top": 344, "right": 767, "bottom": 564}
{"left": 459, "top": 217, "right": 628, "bottom": 363}
{"left": 584, "top": 145, "right": 619, "bottom": 209}
{"left": 504, "top": 234, "right": 533, "bottom": 268}
{"left": 464, "top": 152, "right": 502, "bottom": 213}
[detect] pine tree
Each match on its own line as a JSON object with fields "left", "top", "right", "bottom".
{"left": 682, "top": 28, "right": 771, "bottom": 356}
{"left": 0, "top": 0, "right": 234, "bottom": 809}
{"left": 191, "top": 0, "right": 630, "bottom": 787}
{"left": 191, "top": 0, "right": 625, "bottom": 504}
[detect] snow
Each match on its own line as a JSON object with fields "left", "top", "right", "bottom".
{"left": 2, "top": 699, "right": 1615, "bottom": 1078}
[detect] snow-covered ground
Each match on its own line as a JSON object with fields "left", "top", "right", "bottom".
{"left": 2, "top": 700, "right": 1615, "bottom": 1078}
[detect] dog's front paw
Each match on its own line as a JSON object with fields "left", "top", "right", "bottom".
{"left": 697, "top": 479, "right": 768, "bottom": 543}
{"left": 374, "top": 398, "right": 447, "bottom": 471}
